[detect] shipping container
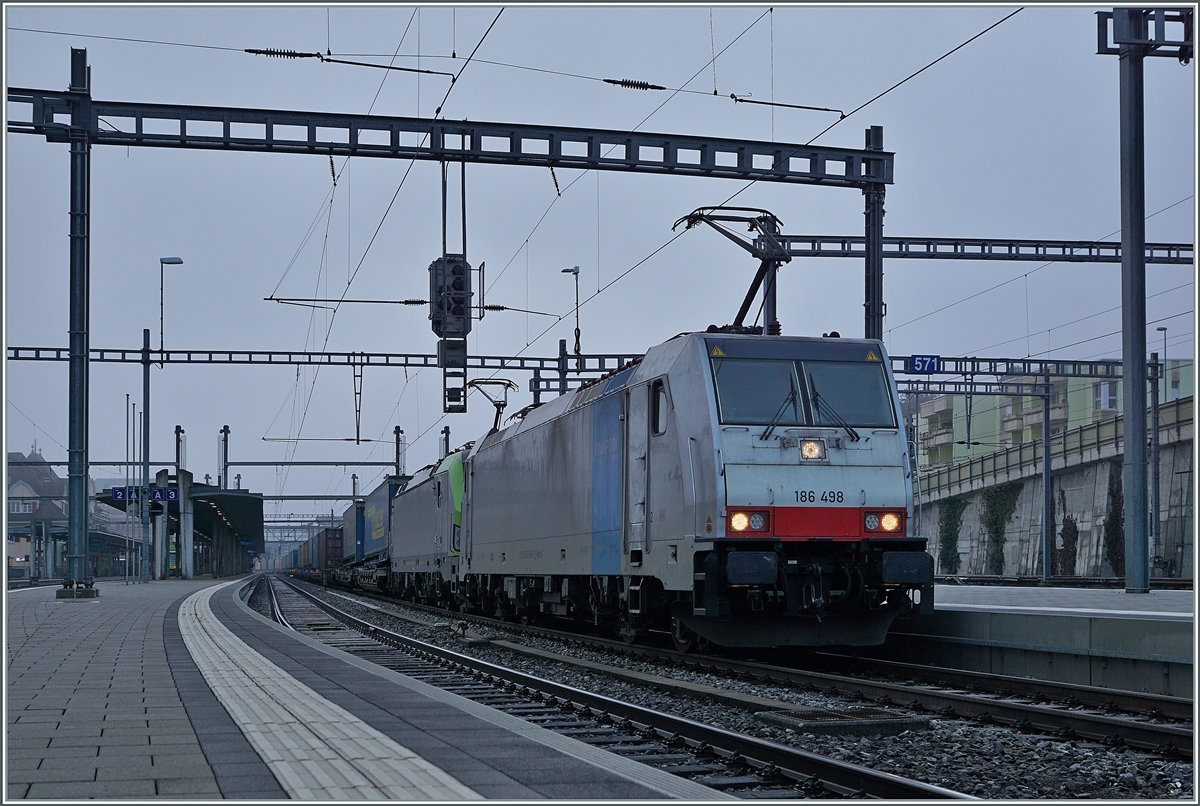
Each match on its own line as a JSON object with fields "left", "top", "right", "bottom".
{"left": 315, "top": 527, "right": 343, "bottom": 570}
{"left": 363, "top": 477, "right": 404, "bottom": 560}
{"left": 342, "top": 501, "right": 365, "bottom": 563}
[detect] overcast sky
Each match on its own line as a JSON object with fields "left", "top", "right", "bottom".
{"left": 4, "top": 4, "right": 1196, "bottom": 517}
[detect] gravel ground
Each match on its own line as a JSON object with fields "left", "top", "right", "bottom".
{"left": 294, "top": 581, "right": 1193, "bottom": 799}
{"left": 247, "top": 577, "right": 272, "bottom": 618}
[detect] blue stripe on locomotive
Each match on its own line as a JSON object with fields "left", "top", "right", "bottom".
{"left": 590, "top": 392, "right": 623, "bottom": 574}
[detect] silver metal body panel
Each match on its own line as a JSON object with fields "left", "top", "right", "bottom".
{"left": 391, "top": 469, "right": 449, "bottom": 576}
{"left": 704, "top": 335, "right": 914, "bottom": 525}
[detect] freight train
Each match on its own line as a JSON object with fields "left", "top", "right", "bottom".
{"left": 320, "top": 332, "right": 934, "bottom": 649}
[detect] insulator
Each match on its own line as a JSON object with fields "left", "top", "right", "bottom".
{"left": 401, "top": 299, "right": 427, "bottom": 306}
{"left": 604, "top": 78, "right": 666, "bottom": 91}
{"left": 245, "top": 48, "right": 318, "bottom": 59}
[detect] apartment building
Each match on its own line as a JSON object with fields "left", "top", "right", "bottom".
{"left": 916, "top": 358, "right": 1193, "bottom": 469}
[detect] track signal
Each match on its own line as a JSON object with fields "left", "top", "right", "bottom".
{"left": 429, "top": 254, "right": 472, "bottom": 338}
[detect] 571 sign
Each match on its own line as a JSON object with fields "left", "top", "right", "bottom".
{"left": 908, "top": 355, "right": 941, "bottom": 374}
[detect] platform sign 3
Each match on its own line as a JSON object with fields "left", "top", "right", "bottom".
{"left": 909, "top": 355, "right": 941, "bottom": 374}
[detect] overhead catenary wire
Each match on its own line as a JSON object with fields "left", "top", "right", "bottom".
{"left": 493, "top": 0, "right": 1002, "bottom": 357}
{"left": 270, "top": 10, "right": 420, "bottom": 500}
{"left": 12, "top": 25, "right": 844, "bottom": 116}
{"left": 271, "top": 9, "right": 503, "bottom": 498}
{"left": 490, "top": 3, "right": 1010, "bottom": 363}
{"left": 708, "top": 7, "right": 1025, "bottom": 218}
{"left": 7, "top": 400, "right": 70, "bottom": 454}
{"left": 265, "top": 297, "right": 558, "bottom": 316}
{"left": 885, "top": 194, "right": 1195, "bottom": 336}
{"left": 245, "top": 47, "right": 457, "bottom": 77}
{"left": 962, "top": 281, "right": 1194, "bottom": 356}
{"left": 485, "top": 8, "right": 772, "bottom": 296}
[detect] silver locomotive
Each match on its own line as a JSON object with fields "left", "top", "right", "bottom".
{"left": 385, "top": 331, "right": 933, "bottom": 649}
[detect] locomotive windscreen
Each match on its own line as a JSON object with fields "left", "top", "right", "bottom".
{"left": 711, "top": 357, "right": 896, "bottom": 428}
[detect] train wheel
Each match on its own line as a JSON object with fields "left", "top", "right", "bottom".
{"left": 669, "top": 615, "right": 696, "bottom": 653}
{"left": 617, "top": 619, "right": 644, "bottom": 644}
{"left": 518, "top": 607, "right": 538, "bottom": 627}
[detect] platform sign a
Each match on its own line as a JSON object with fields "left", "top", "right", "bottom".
{"left": 112, "top": 487, "right": 139, "bottom": 501}
{"left": 909, "top": 355, "right": 941, "bottom": 374}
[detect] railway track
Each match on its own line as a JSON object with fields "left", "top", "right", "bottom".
{"left": 262, "top": 575, "right": 969, "bottom": 799}
{"left": 297, "top": 575, "right": 1192, "bottom": 759}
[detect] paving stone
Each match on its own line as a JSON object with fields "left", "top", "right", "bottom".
{"left": 5, "top": 765, "right": 97, "bottom": 784}
{"left": 99, "top": 726, "right": 155, "bottom": 738}
{"left": 148, "top": 733, "right": 201, "bottom": 745}
{"left": 12, "top": 713, "right": 66, "bottom": 723}
{"left": 36, "top": 754, "right": 151, "bottom": 771}
{"left": 5, "top": 757, "right": 42, "bottom": 770}
{"left": 61, "top": 735, "right": 152, "bottom": 748}
{"left": 8, "top": 723, "right": 96, "bottom": 738}
{"left": 154, "top": 776, "right": 223, "bottom": 796}
{"left": 26, "top": 779, "right": 158, "bottom": 798}
{"left": 148, "top": 755, "right": 222, "bottom": 778}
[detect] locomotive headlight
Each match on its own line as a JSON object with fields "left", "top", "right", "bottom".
{"left": 800, "top": 439, "right": 826, "bottom": 460}
{"left": 864, "top": 513, "right": 880, "bottom": 530}
{"left": 730, "top": 512, "right": 750, "bottom": 532}
{"left": 748, "top": 513, "right": 766, "bottom": 531}
{"left": 880, "top": 512, "right": 902, "bottom": 532}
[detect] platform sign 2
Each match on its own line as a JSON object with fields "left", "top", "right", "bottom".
{"left": 908, "top": 355, "right": 941, "bottom": 374}
{"left": 111, "top": 487, "right": 139, "bottom": 501}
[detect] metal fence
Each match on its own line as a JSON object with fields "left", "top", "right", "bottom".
{"left": 918, "top": 396, "right": 1192, "bottom": 500}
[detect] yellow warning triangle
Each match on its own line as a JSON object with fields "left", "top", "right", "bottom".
{"left": 710, "top": 345, "right": 726, "bottom": 357}
{"left": 865, "top": 350, "right": 880, "bottom": 361}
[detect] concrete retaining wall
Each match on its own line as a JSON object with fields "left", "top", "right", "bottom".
{"left": 919, "top": 440, "right": 1193, "bottom": 578}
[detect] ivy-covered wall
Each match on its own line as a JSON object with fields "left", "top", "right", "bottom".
{"left": 917, "top": 439, "right": 1193, "bottom": 577}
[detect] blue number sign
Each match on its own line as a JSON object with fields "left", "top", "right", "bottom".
{"left": 909, "top": 355, "right": 941, "bottom": 374}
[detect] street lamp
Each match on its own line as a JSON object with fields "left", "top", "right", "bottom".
{"left": 159, "top": 257, "right": 184, "bottom": 368}
{"left": 1152, "top": 325, "right": 1168, "bottom": 572}
{"left": 561, "top": 265, "right": 581, "bottom": 355}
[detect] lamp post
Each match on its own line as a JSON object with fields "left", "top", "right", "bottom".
{"left": 561, "top": 265, "right": 581, "bottom": 356}
{"left": 159, "top": 257, "right": 183, "bottom": 368}
{"left": 1152, "top": 326, "right": 1167, "bottom": 574}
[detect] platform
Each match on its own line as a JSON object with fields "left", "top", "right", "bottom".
{"left": 875, "top": 584, "right": 1195, "bottom": 698}
{"left": 6, "top": 578, "right": 724, "bottom": 800}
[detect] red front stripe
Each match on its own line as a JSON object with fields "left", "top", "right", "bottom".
{"left": 771, "top": 506, "right": 906, "bottom": 539}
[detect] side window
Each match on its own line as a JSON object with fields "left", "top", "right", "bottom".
{"left": 651, "top": 380, "right": 668, "bottom": 436}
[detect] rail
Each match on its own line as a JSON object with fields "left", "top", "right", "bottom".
{"left": 277, "top": 577, "right": 968, "bottom": 799}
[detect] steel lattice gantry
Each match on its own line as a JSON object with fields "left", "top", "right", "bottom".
{"left": 8, "top": 88, "right": 892, "bottom": 187}
{"left": 8, "top": 50, "right": 899, "bottom": 589}
{"left": 760, "top": 234, "right": 1193, "bottom": 264}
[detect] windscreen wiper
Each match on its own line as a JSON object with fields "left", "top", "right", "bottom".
{"left": 760, "top": 387, "right": 798, "bottom": 440}
{"left": 809, "top": 375, "right": 861, "bottom": 442}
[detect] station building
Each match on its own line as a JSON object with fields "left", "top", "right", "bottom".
{"left": 6, "top": 448, "right": 265, "bottom": 582}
